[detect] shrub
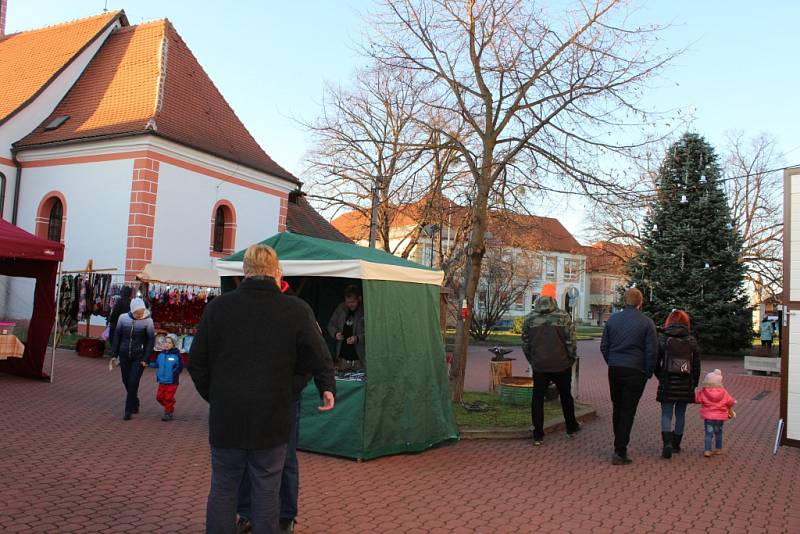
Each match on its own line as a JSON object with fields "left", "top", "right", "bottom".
{"left": 511, "top": 316, "right": 525, "bottom": 334}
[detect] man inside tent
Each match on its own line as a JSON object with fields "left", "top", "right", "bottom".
{"left": 327, "top": 285, "right": 366, "bottom": 372}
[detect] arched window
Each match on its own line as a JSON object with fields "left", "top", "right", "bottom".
{"left": 35, "top": 192, "right": 67, "bottom": 243}
{"left": 210, "top": 201, "right": 236, "bottom": 257}
{"left": 213, "top": 207, "right": 225, "bottom": 253}
{"left": 47, "top": 199, "right": 63, "bottom": 242}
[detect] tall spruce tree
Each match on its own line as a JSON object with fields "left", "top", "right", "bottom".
{"left": 626, "top": 133, "right": 751, "bottom": 353}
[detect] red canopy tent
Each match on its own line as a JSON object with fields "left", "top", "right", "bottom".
{"left": 0, "top": 219, "right": 64, "bottom": 380}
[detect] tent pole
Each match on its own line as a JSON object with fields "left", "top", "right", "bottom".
{"left": 50, "top": 262, "right": 63, "bottom": 383}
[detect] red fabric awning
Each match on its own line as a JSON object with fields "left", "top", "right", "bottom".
{"left": 0, "top": 219, "right": 64, "bottom": 262}
{"left": 0, "top": 220, "right": 64, "bottom": 380}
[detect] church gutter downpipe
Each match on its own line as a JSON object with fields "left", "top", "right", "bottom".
{"left": 10, "top": 152, "right": 21, "bottom": 225}
{"left": 0, "top": 171, "right": 5, "bottom": 217}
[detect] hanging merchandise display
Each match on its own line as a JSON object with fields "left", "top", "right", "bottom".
{"left": 57, "top": 273, "right": 127, "bottom": 335}
{"left": 135, "top": 264, "right": 221, "bottom": 359}
{"left": 146, "top": 283, "right": 219, "bottom": 342}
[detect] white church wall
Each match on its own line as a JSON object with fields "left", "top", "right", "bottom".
{"left": 152, "top": 161, "right": 283, "bottom": 269}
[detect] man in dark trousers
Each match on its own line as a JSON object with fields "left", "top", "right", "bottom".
{"left": 189, "top": 245, "right": 335, "bottom": 534}
{"left": 600, "top": 287, "right": 657, "bottom": 465}
{"left": 236, "top": 275, "right": 332, "bottom": 534}
{"left": 522, "top": 282, "right": 580, "bottom": 446}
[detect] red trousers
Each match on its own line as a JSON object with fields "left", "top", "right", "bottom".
{"left": 156, "top": 384, "right": 178, "bottom": 413}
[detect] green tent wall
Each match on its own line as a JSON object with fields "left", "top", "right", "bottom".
{"left": 220, "top": 233, "right": 458, "bottom": 460}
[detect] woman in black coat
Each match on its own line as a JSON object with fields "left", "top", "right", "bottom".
{"left": 655, "top": 309, "right": 701, "bottom": 459}
{"left": 107, "top": 286, "right": 132, "bottom": 352}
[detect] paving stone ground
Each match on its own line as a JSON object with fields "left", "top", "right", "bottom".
{"left": 1, "top": 339, "right": 798, "bottom": 533}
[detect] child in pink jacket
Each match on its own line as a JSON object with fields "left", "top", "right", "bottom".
{"left": 695, "top": 369, "right": 736, "bottom": 457}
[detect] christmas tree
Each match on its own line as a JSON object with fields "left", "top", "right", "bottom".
{"left": 626, "top": 133, "right": 752, "bottom": 353}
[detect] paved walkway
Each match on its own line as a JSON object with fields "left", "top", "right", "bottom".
{"left": 1, "top": 340, "right": 798, "bottom": 533}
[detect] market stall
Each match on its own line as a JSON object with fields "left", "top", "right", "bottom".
{"left": 137, "top": 263, "right": 220, "bottom": 362}
{"left": 0, "top": 219, "right": 64, "bottom": 380}
{"left": 217, "top": 232, "right": 458, "bottom": 460}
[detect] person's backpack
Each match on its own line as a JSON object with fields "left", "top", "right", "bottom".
{"left": 664, "top": 336, "right": 692, "bottom": 375}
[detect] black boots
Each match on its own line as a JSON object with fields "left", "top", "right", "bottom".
{"left": 672, "top": 433, "right": 683, "bottom": 453}
{"left": 661, "top": 431, "right": 673, "bottom": 459}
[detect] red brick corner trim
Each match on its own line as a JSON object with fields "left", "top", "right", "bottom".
{"left": 124, "top": 157, "right": 160, "bottom": 281}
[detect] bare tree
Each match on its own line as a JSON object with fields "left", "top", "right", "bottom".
{"left": 470, "top": 245, "right": 536, "bottom": 340}
{"left": 367, "top": 0, "right": 676, "bottom": 400}
{"left": 724, "top": 132, "right": 784, "bottom": 301}
{"left": 304, "top": 63, "right": 429, "bottom": 251}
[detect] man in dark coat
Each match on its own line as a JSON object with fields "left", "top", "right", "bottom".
{"left": 236, "top": 279, "right": 333, "bottom": 534}
{"left": 326, "top": 285, "right": 366, "bottom": 371}
{"left": 600, "top": 287, "right": 657, "bottom": 465}
{"left": 189, "top": 245, "right": 335, "bottom": 534}
{"left": 521, "top": 283, "right": 580, "bottom": 445}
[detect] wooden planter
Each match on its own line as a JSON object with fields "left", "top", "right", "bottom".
{"left": 489, "top": 360, "right": 513, "bottom": 393}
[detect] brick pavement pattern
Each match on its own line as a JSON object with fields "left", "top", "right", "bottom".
{"left": 1, "top": 340, "right": 798, "bottom": 533}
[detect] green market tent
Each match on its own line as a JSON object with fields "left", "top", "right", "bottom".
{"left": 218, "top": 233, "right": 458, "bottom": 460}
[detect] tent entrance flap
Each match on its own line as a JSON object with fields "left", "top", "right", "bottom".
{"left": 361, "top": 280, "right": 458, "bottom": 459}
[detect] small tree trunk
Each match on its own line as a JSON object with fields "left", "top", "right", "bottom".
{"left": 368, "top": 183, "right": 379, "bottom": 248}
{"left": 449, "top": 181, "right": 490, "bottom": 402}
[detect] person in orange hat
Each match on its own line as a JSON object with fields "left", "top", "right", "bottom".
{"left": 540, "top": 282, "right": 557, "bottom": 299}
{"left": 522, "top": 282, "right": 580, "bottom": 446}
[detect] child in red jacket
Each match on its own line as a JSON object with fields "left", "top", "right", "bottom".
{"left": 695, "top": 369, "right": 736, "bottom": 457}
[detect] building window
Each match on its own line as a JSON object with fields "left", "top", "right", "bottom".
{"left": 210, "top": 200, "right": 237, "bottom": 256}
{"left": 213, "top": 207, "right": 225, "bottom": 253}
{"left": 529, "top": 254, "right": 543, "bottom": 279}
{"left": 544, "top": 256, "right": 557, "bottom": 281}
{"left": 564, "top": 258, "right": 581, "bottom": 282}
{"left": 35, "top": 192, "right": 67, "bottom": 243}
{"left": 47, "top": 199, "right": 63, "bottom": 242}
{"left": 514, "top": 293, "right": 525, "bottom": 311}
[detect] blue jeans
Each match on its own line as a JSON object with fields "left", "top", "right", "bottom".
{"left": 660, "top": 402, "right": 687, "bottom": 434}
{"left": 207, "top": 444, "right": 287, "bottom": 534}
{"left": 704, "top": 420, "right": 724, "bottom": 451}
{"left": 238, "top": 400, "right": 300, "bottom": 522}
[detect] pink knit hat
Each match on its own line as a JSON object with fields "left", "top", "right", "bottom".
{"left": 704, "top": 369, "right": 723, "bottom": 386}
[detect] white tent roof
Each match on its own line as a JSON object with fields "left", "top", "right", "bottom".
{"left": 216, "top": 259, "right": 444, "bottom": 286}
{"left": 137, "top": 263, "right": 220, "bottom": 288}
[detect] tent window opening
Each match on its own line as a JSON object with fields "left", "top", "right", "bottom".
{"left": 213, "top": 207, "right": 225, "bottom": 253}
{"left": 47, "top": 199, "right": 63, "bottom": 242}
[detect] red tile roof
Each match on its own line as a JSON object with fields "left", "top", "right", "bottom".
{"left": 583, "top": 242, "right": 637, "bottom": 274}
{"left": 332, "top": 198, "right": 583, "bottom": 254}
{"left": 286, "top": 194, "right": 352, "bottom": 243}
{"left": 489, "top": 212, "right": 582, "bottom": 254}
{"left": 15, "top": 19, "right": 296, "bottom": 182}
{"left": 0, "top": 11, "right": 123, "bottom": 125}
{"left": 331, "top": 209, "right": 372, "bottom": 242}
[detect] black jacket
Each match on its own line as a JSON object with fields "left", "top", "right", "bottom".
{"left": 521, "top": 296, "right": 576, "bottom": 373}
{"left": 111, "top": 311, "right": 155, "bottom": 361}
{"left": 107, "top": 286, "right": 132, "bottom": 349}
{"left": 655, "top": 324, "right": 701, "bottom": 404}
{"left": 601, "top": 305, "right": 658, "bottom": 377}
{"left": 188, "top": 277, "right": 336, "bottom": 449}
